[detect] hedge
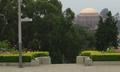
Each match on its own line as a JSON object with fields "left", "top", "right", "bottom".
{"left": 81, "top": 51, "right": 120, "bottom": 61}
{"left": 0, "top": 54, "right": 33, "bottom": 62}
{"left": 91, "top": 54, "right": 120, "bottom": 61}
{"left": 26, "top": 51, "right": 49, "bottom": 58}
{"left": 0, "top": 51, "right": 49, "bottom": 62}
{"left": 81, "top": 51, "right": 101, "bottom": 56}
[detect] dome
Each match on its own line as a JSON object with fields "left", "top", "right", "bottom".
{"left": 80, "top": 8, "right": 98, "bottom": 16}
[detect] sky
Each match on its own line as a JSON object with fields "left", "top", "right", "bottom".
{"left": 59, "top": 0, "right": 120, "bottom": 15}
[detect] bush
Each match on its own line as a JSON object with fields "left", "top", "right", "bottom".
{"left": 0, "top": 40, "right": 12, "bottom": 51}
{"left": 81, "top": 51, "right": 101, "bottom": 56}
{"left": 0, "top": 54, "right": 33, "bottom": 62}
{"left": 26, "top": 51, "right": 49, "bottom": 58}
{"left": 0, "top": 51, "right": 49, "bottom": 62}
{"left": 91, "top": 53, "right": 120, "bottom": 61}
{"left": 80, "top": 51, "right": 120, "bottom": 61}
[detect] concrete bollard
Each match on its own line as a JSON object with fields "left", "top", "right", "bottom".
{"left": 84, "top": 56, "right": 93, "bottom": 66}
{"left": 76, "top": 56, "right": 85, "bottom": 64}
{"left": 31, "top": 59, "right": 40, "bottom": 66}
{"left": 37, "top": 56, "right": 51, "bottom": 64}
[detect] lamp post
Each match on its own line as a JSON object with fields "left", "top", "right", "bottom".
{"left": 18, "top": 0, "right": 23, "bottom": 68}
{"left": 18, "top": 0, "right": 32, "bottom": 68}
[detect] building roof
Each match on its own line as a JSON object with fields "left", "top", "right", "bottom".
{"left": 80, "top": 8, "right": 99, "bottom": 16}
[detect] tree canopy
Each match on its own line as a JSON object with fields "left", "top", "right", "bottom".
{"left": 95, "top": 11, "right": 118, "bottom": 51}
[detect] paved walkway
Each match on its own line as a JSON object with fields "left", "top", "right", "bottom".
{"left": 0, "top": 64, "right": 120, "bottom": 72}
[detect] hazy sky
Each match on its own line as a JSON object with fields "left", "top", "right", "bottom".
{"left": 59, "top": 0, "right": 120, "bottom": 15}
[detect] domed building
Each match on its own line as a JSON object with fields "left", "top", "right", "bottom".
{"left": 75, "top": 8, "right": 100, "bottom": 30}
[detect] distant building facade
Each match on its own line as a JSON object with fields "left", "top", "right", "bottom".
{"left": 75, "top": 8, "right": 100, "bottom": 31}
{"left": 75, "top": 8, "right": 120, "bottom": 33}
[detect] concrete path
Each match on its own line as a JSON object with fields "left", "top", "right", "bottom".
{"left": 0, "top": 64, "right": 120, "bottom": 72}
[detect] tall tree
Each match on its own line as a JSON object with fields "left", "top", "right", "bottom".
{"left": 95, "top": 11, "right": 118, "bottom": 51}
{"left": 22, "top": 0, "right": 64, "bottom": 63}
{"left": 0, "top": 0, "right": 18, "bottom": 47}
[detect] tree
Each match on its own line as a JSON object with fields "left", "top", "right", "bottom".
{"left": 0, "top": 0, "right": 18, "bottom": 48}
{"left": 22, "top": 0, "right": 64, "bottom": 63}
{"left": 61, "top": 8, "right": 79, "bottom": 63}
{"left": 95, "top": 11, "right": 118, "bottom": 51}
{"left": 60, "top": 8, "right": 95, "bottom": 63}
{"left": 74, "top": 25, "right": 96, "bottom": 50}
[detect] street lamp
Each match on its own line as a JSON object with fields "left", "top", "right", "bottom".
{"left": 18, "top": 0, "right": 32, "bottom": 68}
{"left": 18, "top": 0, "right": 23, "bottom": 68}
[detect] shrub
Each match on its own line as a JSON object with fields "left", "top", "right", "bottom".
{"left": 0, "top": 54, "right": 33, "bottom": 62}
{"left": 91, "top": 53, "right": 120, "bottom": 61}
{"left": 81, "top": 51, "right": 101, "bottom": 56}
{"left": 0, "top": 51, "right": 49, "bottom": 62}
{"left": 0, "top": 40, "right": 12, "bottom": 51}
{"left": 80, "top": 51, "right": 120, "bottom": 61}
{"left": 26, "top": 51, "right": 49, "bottom": 58}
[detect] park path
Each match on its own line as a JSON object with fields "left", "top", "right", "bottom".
{"left": 0, "top": 64, "right": 120, "bottom": 72}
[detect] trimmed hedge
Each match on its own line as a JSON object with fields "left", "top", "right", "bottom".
{"left": 26, "top": 52, "right": 49, "bottom": 58}
{"left": 0, "top": 51, "right": 49, "bottom": 62}
{"left": 0, "top": 54, "right": 33, "bottom": 62}
{"left": 81, "top": 51, "right": 101, "bottom": 56}
{"left": 81, "top": 51, "right": 120, "bottom": 61}
{"left": 91, "top": 54, "right": 120, "bottom": 61}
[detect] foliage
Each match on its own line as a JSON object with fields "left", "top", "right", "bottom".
{"left": 0, "top": 0, "right": 63, "bottom": 63}
{"left": 74, "top": 25, "right": 96, "bottom": 50}
{"left": 81, "top": 50, "right": 120, "bottom": 61}
{"left": 0, "top": 51, "right": 49, "bottom": 62}
{"left": 91, "top": 54, "right": 120, "bottom": 61}
{"left": 81, "top": 51, "right": 101, "bottom": 56}
{"left": 0, "top": 40, "right": 11, "bottom": 48}
{"left": 0, "top": 40, "right": 15, "bottom": 51}
{"left": 26, "top": 51, "right": 49, "bottom": 58}
{"left": 95, "top": 11, "right": 118, "bottom": 51}
{"left": 0, "top": 0, "right": 18, "bottom": 45}
{"left": 0, "top": 54, "right": 33, "bottom": 62}
{"left": 60, "top": 8, "right": 79, "bottom": 63}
